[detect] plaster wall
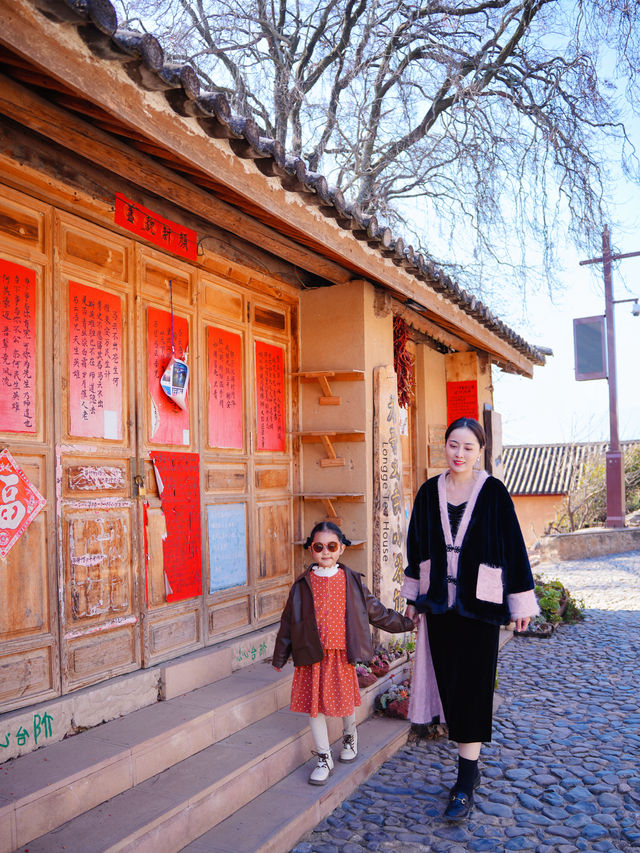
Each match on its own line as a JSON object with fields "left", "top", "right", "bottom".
{"left": 298, "top": 280, "right": 393, "bottom": 583}
{"left": 512, "top": 494, "right": 565, "bottom": 548}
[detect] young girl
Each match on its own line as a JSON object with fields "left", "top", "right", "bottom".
{"left": 272, "top": 521, "right": 414, "bottom": 785}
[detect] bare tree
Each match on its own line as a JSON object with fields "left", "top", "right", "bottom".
{"left": 115, "top": 0, "right": 639, "bottom": 297}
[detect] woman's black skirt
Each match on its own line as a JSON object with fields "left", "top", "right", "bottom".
{"left": 426, "top": 610, "right": 500, "bottom": 743}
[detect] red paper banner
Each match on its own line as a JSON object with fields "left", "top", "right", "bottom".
{"left": 147, "top": 307, "right": 190, "bottom": 446}
{"left": 0, "top": 259, "right": 36, "bottom": 434}
{"left": 255, "top": 341, "right": 285, "bottom": 451}
{"left": 69, "top": 281, "right": 123, "bottom": 440}
{"left": 150, "top": 452, "right": 202, "bottom": 602}
{"left": 446, "top": 380, "right": 478, "bottom": 425}
{"left": 208, "top": 326, "right": 243, "bottom": 449}
{"left": 0, "top": 449, "right": 46, "bottom": 558}
{"left": 114, "top": 193, "right": 197, "bottom": 261}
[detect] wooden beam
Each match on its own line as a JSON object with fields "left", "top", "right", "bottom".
{"left": 0, "top": 73, "right": 352, "bottom": 287}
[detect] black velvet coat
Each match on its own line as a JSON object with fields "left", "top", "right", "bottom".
{"left": 405, "top": 474, "right": 535, "bottom": 626}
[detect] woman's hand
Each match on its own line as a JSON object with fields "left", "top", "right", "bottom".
{"left": 404, "top": 604, "right": 418, "bottom": 629}
{"left": 513, "top": 617, "right": 530, "bottom": 633}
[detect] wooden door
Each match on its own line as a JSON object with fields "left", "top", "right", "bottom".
{"left": 201, "top": 275, "right": 296, "bottom": 643}
{"left": 0, "top": 184, "right": 59, "bottom": 713}
{"left": 54, "top": 211, "right": 141, "bottom": 692}
{"left": 136, "top": 246, "right": 204, "bottom": 666}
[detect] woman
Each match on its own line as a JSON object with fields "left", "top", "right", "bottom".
{"left": 402, "top": 417, "right": 538, "bottom": 820}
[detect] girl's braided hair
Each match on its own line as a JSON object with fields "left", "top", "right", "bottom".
{"left": 304, "top": 521, "right": 351, "bottom": 549}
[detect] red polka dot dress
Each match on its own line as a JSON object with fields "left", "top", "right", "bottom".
{"left": 289, "top": 567, "right": 361, "bottom": 717}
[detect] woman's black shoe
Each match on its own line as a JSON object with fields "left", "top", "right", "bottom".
{"left": 443, "top": 790, "right": 473, "bottom": 821}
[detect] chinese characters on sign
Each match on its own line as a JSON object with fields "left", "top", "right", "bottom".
{"left": 150, "top": 452, "right": 202, "bottom": 602}
{"left": 0, "top": 258, "right": 36, "bottom": 434}
{"left": 446, "top": 380, "right": 478, "bottom": 424}
{"left": 69, "top": 281, "right": 123, "bottom": 440}
{"left": 373, "top": 366, "right": 408, "bottom": 616}
{"left": 0, "top": 448, "right": 46, "bottom": 558}
{"left": 208, "top": 326, "right": 243, "bottom": 449}
{"left": 114, "top": 193, "right": 197, "bottom": 262}
{"left": 147, "top": 307, "right": 190, "bottom": 446}
{"left": 255, "top": 341, "right": 285, "bottom": 451}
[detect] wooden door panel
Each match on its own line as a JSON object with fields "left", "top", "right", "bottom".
{"left": 0, "top": 185, "right": 49, "bottom": 257}
{"left": 148, "top": 608, "right": 201, "bottom": 657}
{"left": 54, "top": 212, "right": 140, "bottom": 692}
{"left": 257, "top": 587, "right": 288, "bottom": 621}
{"left": 207, "top": 595, "right": 251, "bottom": 636}
{"left": 0, "top": 183, "right": 60, "bottom": 713}
{"left": 65, "top": 625, "right": 138, "bottom": 687}
{"left": 0, "top": 646, "right": 54, "bottom": 705}
{"left": 63, "top": 510, "right": 134, "bottom": 623}
{"left": 61, "top": 458, "right": 129, "bottom": 498}
{"left": 256, "top": 501, "right": 291, "bottom": 581}
{"left": 56, "top": 213, "right": 129, "bottom": 282}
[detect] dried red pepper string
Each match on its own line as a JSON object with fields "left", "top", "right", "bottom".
{"left": 393, "top": 316, "right": 416, "bottom": 408}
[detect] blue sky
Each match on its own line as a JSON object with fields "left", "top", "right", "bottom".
{"left": 493, "top": 197, "right": 640, "bottom": 446}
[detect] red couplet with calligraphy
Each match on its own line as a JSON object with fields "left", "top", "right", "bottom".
{"left": 0, "top": 448, "right": 46, "bottom": 558}
{"left": 148, "top": 307, "right": 190, "bottom": 446}
{"left": 0, "top": 258, "right": 36, "bottom": 434}
{"left": 255, "top": 341, "right": 285, "bottom": 452}
{"left": 208, "top": 326, "right": 243, "bottom": 449}
{"left": 150, "top": 451, "right": 202, "bottom": 601}
{"left": 446, "top": 380, "right": 478, "bottom": 425}
{"left": 114, "top": 193, "right": 197, "bottom": 262}
{"left": 68, "top": 281, "right": 123, "bottom": 440}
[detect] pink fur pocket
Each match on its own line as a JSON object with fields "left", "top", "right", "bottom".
{"left": 419, "top": 559, "right": 431, "bottom": 595}
{"left": 476, "top": 563, "right": 504, "bottom": 604}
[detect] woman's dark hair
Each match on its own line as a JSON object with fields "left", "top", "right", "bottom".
{"left": 445, "top": 417, "right": 486, "bottom": 449}
{"left": 304, "top": 521, "right": 351, "bottom": 549}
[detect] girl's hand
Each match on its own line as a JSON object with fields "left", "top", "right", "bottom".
{"left": 404, "top": 604, "right": 418, "bottom": 629}
{"left": 513, "top": 617, "right": 530, "bottom": 633}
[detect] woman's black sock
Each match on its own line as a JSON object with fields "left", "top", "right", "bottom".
{"left": 456, "top": 756, "right": 478, "bottom": 796}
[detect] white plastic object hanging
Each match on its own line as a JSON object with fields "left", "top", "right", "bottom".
{"left": 160, "top": 356, "right": 189, "bottom": 410}
{"left": 160, "top": 278, "right": 189, "bottom": 410}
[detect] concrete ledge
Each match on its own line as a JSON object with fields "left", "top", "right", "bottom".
{"left": 535, "top": 527, "right": 640, "bottom": 562}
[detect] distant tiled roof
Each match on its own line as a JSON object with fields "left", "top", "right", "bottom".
{"left": 6, "top": 0, "right": 544, "bottom": 369}
{"left": 503, "top": 441, "right": 640, "bottom": 496}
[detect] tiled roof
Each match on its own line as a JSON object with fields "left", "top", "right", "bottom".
{"left": 6, "top": 0, "right": 544, "bottom": 368}
{"left": 503, "top": 441, "right": 640, "bottom": 495}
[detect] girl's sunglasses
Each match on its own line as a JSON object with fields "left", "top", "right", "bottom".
{"left": 311, "top": 541, "right": 340, "bottom": 553}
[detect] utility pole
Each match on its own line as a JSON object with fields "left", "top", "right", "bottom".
{"left": 580, "top": 226, "right": 640, "bottom": 528}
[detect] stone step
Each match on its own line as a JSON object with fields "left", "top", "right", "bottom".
{"left": 13, "top": 708, "right": 409, "bottom": 853}
{"left": 0, "top": 662, "right": 294, "bottom": 853}
{"left": 182, "top": 715, "right": 410, "bottom": 853}
{"left": 3, "top": 655, "right": 413, "bottom": 853}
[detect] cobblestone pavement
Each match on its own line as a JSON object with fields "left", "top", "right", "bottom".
{"left": 294, "top": 551, "right": 640, "bottom": 853}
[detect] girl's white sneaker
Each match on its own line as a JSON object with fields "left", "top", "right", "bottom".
{"left": 309, "top": 750, "right": 334, "bottom": 785}
{"left": 339, "top": 731, "right": 358, "bottom": 762}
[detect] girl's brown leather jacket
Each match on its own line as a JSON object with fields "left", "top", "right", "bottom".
{"left": 272, "top": 564, "right": 414, "bottom": 668}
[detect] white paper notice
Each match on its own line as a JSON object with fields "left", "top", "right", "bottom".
{"left": 103, "top": 410, "right": 118, "bottom": 440}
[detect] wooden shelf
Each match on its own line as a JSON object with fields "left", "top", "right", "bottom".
{"left": 291, "top": 369, "right": 364, "bottom": 405}
{"left": 296, "top": 492, "right": 365, "bottom": 524}
{"left": 292, "top": 430, "right": 365, "bottom": 467}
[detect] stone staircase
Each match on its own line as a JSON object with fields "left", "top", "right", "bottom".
{"left": 0, "top": 648, "right": 411, "bottom": 853}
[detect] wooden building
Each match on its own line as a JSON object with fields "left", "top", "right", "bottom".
{"left": 0, "top": 0, "right": 544, "bottom": 721}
